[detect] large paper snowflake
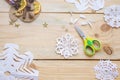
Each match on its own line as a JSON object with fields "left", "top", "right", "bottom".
{"left": 56, "top": 33, "right": 79, "bottom": 58}
{"left": 104, "top": 5, "right": 120, "bottom": 28}
{"left": 65, "top": 0, "right": 104, "bottom": 11}
{"left": 94, "top": 60, "right": 119, "bottom": 80}
{"left": 0, "top": 43, "right": 39, "bottom": 80}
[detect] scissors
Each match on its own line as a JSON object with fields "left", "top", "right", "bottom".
{"left": 74, "top": 25, "right": 101, "bottom": 56}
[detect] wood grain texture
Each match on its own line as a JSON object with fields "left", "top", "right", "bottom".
{"left": 33, "top": 60, "right": 120, "bottom": 80}
{"left": 0, "top": 0, "right": 120, "bottom": 80}
{"left": 1, "top": 0, "right": 120, "bottom": 13}
{"left": 0, "top": 13, "right": 120, "bottom": 59}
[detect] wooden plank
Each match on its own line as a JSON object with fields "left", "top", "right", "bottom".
{"left": 33, "top": 60, "right": 120, "bottom": 80}
{"left": 0, "top": 13, "right": 120, "bottom": 59}
{"left": 0, "top": 1, "right": 120, "bottom": 80}
{"left": 0, "top": 0, "right": 120, "bottom": 13}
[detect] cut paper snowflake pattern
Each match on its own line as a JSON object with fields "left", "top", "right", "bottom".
{"left": 65, "top": 0, "right": 104, "bottom": 11}
{"left": 0, "top": 43, "right": 39, "bottom": 80}
{"left": 104, "top": 5, "right": 120, "bottom": 28}
{"left": 94, "top": 60, "right": 119, "bottom": 80}
{"left": 56, "top": 33, "right": 79, "bottom": 58}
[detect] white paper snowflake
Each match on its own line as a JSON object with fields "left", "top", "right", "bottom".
{"left": 56, "top": 33, "right": 79, "bottom": 58}
{"left": 0, "top": 43, "right": 39, "bottom": 80}
{"left": 65, "top": 0, "right": 104, "bottom": 11}
{"left": 104, "top": 5, "right": 120, "bottom": 28}
{"left": 94, "top": 60, "right": 119, "bottom": 80}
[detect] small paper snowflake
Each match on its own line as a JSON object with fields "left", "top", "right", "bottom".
{"left": 0, "top": 43, "right": 39, "bottom": 80}
{"left": 94, "top": 60, "right": 119, "bottom": 80}
{"left": 104, "top": 5, "right": 120, "bottom": 28}
{"left": 65, "top": 0, "right": 104, "bottom": 11}
{"left": 56, "top": 33, "right": 79, "bottom": 58}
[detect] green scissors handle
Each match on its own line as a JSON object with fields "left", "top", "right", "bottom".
{"left": 74, "top": 25, "right": 101, "bottom": 56}
{"left": 84, "top": 37, "right": 101, "bottom": 56}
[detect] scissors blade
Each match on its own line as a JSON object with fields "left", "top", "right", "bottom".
{"left": 74, "top": 25, "right": 86, "bottom": 39}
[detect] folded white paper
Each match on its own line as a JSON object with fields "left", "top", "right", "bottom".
{"left": 0, "top": 43, "right": 39, "bottom": 80}
{"left": 65, "top": 0, "right": 104, "bottom": 11}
